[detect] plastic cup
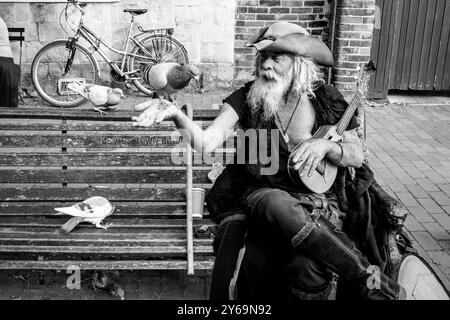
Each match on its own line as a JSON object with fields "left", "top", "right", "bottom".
{"left": 191, "top": 187, "right": 205, "bottom": 220}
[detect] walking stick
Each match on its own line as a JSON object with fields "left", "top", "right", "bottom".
{"left": 184, "top": 103, "right": 195, "bottom": 275}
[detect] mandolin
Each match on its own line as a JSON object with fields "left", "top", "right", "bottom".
{"left": 287, "top": 61, "right": 376, "bottom": 193}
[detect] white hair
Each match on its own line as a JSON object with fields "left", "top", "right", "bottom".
{"left": 291, "top": 55, "right": 325, "bottom": 98}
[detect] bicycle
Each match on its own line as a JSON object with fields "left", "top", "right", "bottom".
{"left": 31, "top": 0, "right": 189, "bottom": 108}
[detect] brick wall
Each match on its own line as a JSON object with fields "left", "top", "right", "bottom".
{"left": 233, "top": 0, "right": 332, "bottom": 86}
{"left": 232, "top": 0, "right": 377, "bottom": 100}
{"left": 333, "top": 0, "right": 376, "bottom": 97}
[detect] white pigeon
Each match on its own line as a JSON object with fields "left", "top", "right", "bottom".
{"left": 67, "top": 81, "right": 125, "bottom": 115}
{"left": 55, "top": 196, "right": 115, "bottom": 234}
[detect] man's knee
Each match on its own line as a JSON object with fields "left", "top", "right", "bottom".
{"left": 246, "top": 188, "right": 291, "bottom": 214}
{"left": 246, "top": 188, "right": 310, "bottom": 237}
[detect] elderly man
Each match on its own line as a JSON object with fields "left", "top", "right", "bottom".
{"left": 133, "top": 21, "right": 405, "bottom": 300}
{"left": 0, "top": 16, "right": 20, "bottom": 108}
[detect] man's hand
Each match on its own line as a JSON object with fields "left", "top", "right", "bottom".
{"left": 131, "top": 98, "right": 180, "bottom": 127}
{"left": 291, "top": 139, "right": 333, "bottom": 177}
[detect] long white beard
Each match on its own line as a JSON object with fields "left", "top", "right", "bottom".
{"left": 247, "top": 70, "right": 293, "bottom": 123}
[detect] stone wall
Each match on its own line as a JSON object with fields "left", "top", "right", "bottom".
{"left": 0, "top": 0, "right": 236, "bottom": 91}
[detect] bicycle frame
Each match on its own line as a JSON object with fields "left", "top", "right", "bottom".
{"left": 70, "top": 4, "right": 158, "bottom": 79}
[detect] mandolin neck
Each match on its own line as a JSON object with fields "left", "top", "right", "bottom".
{"left": 336, "top": 90, "right": 363, "bottom": 135}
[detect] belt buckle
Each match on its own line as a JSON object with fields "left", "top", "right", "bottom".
{"left": 312, "top": 196, "right": 328, "bottom": 210}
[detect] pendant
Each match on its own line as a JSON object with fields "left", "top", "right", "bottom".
{"left": 283, "top": 132, "right": 289, "bottom": 143}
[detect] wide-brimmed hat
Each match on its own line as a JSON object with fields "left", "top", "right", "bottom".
{"left": 246, "top": 21, "right": 334, "bottom": 67}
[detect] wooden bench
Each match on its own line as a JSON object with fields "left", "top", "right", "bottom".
{"left": 0, "top": 106, "right": 226, "bottom": 272}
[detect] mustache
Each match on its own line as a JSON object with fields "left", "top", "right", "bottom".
{"left": 259, "top": 70, "right": 282, "bottom": 81}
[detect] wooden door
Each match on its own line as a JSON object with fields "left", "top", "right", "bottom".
{"left": 368, "top": 0, "right": 450, "bottom": 98}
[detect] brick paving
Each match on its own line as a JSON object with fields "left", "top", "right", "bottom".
{"left": 365, "top": 103, "right": 450, "bottom": 290}
{"left": 3, "top": 90, "right": 450, "bottom": 297}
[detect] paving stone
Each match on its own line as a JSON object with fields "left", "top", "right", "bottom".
{"left": 395, "top": 192, "right": 420, "bottom": 207}
{"left": 395, "top": 174, "right": 416, "bottom": 185}
{"left": 442, "top": 206, "right": 450, "bottom": 214}
{"left": 415, "top": 178, "right": 441, "bottom": 192}
{"left": 438, "top": 184, "right": 450, "bottom": 197}
{"left": 429, "top": 192, "right": 450, "bottom": 206}
{"left": 405, "top": 184, "right": 429, "bottom": 198}
{"left": 426, "top": 251, "right": 450, "bottom": 274}
{"left": 410, "top": 231, "right": 442, "bottom": 251}
{"left": 432, "top": 214, "right": 450, "bottom": 231}
{"left": 423, "top": 223, "right": 450, "bottom": 240}
{"left": 383, "top": 178, "right": 408, "bottom": 192}
{"left": 438, "top": 240, "right": 450, "bottom": 254}
{"left": 404, "top": 215, "right": 426, "bottom": 232}
{"left": 407, "top": 206, "right": 435, "bottom": 223}
{"left": 417, "top": 198, "right": 444, "bottom": 214}
{"left": 427, "top": 172, "right": 447, "bottom": 184}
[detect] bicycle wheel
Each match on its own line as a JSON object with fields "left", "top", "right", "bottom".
{"left": 31, "top": 40, "right": 99, "bottom": 108}
{"left": 128, "top": 34, "right": 189, "bottom": 96}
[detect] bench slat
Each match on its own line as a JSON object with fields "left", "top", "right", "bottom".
{"left": 0, "top": 186, "right": 199, "bottom": 202}
{"left": 0, "top": 259, "right": 215, "bottom": 270}
{"left": 0, "top": 134, "right": 236, "bottom": 148}
{"left": 0, "top": 245, "right": 213, "bottom": 260}
{"left": 0, "top": 245, "right": 212, "bottom": 253}
{"left": 0, "top": 217, "right": 215, "bottom": 228}
{"left": 0, "top": 133, "right": 181, "bottom": 148}
{"left": 0, "top": 201, "right": 209, "bottom": 217}
{"left": 0, "top": 108, "right": 219, "bottom": 121}
{"left": 0, "top": 152, "right": 234, "bottom": 167}
{"left": 0, "top": 121, "right": 211, "bottom": 131}
{"left": 0, "top": 229, "right": 213, "bottom": 241}
{"left": 0, "top": 169, "right": 210, "bottom": 183}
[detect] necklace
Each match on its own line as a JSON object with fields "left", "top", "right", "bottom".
{"left": 275, "top": 94, "right": 301, "bottom": 144}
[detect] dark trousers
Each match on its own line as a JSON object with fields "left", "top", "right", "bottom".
{"left": 0, "top": 56, "right": 20, "bottom": 108}
{"left": 245, "top": 188, "right": 334, "bottom": 293}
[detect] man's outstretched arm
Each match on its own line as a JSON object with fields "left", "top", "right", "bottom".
{"left": 132, "top": 100, "right": 239, "bottom": 155}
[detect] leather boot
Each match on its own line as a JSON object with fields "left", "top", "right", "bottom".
{"left": 291, "top": 212, "right": 406, "bottom": 300}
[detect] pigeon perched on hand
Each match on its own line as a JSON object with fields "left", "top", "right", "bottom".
{"left": 92, "top": 270, "right": 124, "bottom": 300}
{"left": 67, "top": 81, "right": 125, "bottom": 115}
{"left": 55, "top": 196, "right": 115, "bottom": 234}
{"left": 132, "top": 63, "right": 200, "bottom": 127}
{"left": 141, "top": 62, "right": 201, "bottom": 103}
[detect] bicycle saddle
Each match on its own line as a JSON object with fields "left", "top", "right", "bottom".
{"left": 123, "top": 9, "right": 147, "bottom": 15}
